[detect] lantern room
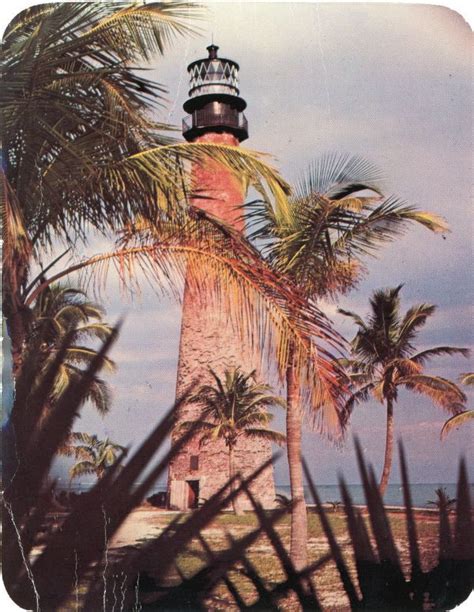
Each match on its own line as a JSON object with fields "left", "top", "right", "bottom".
{"left": 182, "top": 44, "right": 248, "bottom": 142}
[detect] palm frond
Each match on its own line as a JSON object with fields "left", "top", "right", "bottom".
{"left": 2, "top": 2, "right": 221, "bottom": 254}
{"left": 177, "top": 420, "right": 215, "bottom": 434}
{"left": 369, "top": 285, "right": 403, "bottom": 335}
{"left": 329, "top": 197, "right": 448, "bottom": 258}
{"left": 83, "top": 2, "right": 202, "bottom": 60}
{"left": 183, "top": 367, "right": 286, "bottom": 452}
{"left": 65, "top": 347, "right": 115, "bottom": 372}
{"left": 388, "top": 358, "right": 422, "bottom": 376}
{"left": 440, "top": 410, "right": 474, "bottom": 439}
{"left": 459, "top": 372, "right": 474, "bottom": 386}
{"left": 342, "top": 382, "right": 377, "bottom": 426}
{"left": 71, "top": 446, "right": 97, "bottom": 462}
{"left": 396, "top": 303, "right": 437, "bottom": 353}
{"left": 341, "top": 286, "right": 468, "bottom": 450}
{"left": 70, "top": 322, "right": 114, "bottom": 343}
{"left": 67, "top": 432, "right": 98, "bottom": 445}
{"left": 2, "top": 179, "right": 32, "bottom": 276}
{"left": 50, "top": 363, "right": 71, "bottom": 399}
{"left": 25, "top": 216, "right": 346, "bottom": 427}
{"left": 68, "top": 460, "right": 97, "bottom": 480}
{"left": 26, "top": 282, "right": 115, "bottom": 418}
{"left": 123, "top": 141, "right": 291, "bottom": 218}
{"left": 84, "top": 377, "right": 112, "bottom": 415}
{"left": 398, "top": 374, "right": 467, "bottom": 412}
{"left": 244, "top": 394, "right": 287, "bottom": 411}
{"left": 410, "top": 346, "right": 470, "bottom": 366}
{"left": 293, "top": 153, "right": 384, "bottom": 200}
{"left": 248, "top": 154, "right": 447, "bottom": 302}
{"left": 345, "top": 286, "right": 404, "bottom": 364}
{"left": 338, "top": 308, "right": 368, "bottom": 330}
{"left": 244, "top": 428, "right": 286, "bottom": 446}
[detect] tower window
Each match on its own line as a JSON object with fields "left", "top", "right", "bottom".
{"left": 190, "top": 455, "right": 199, "bottom": 471}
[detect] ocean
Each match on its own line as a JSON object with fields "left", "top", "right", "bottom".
{"left": 64, "top": 481, "right": 472, "bottom": 509}
{"left": 274, "top": 483, "right": 471, "bottom": 508}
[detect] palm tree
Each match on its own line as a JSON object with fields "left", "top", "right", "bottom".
{"left": 275, "top": 493, "right": 292, "bottom": 510}
{"left": 427, "top": 487, "right": 457, "bottom": 512}
{"left": 1, "top": 3, "right": 347, "bottom": 540}
{"left": 340, "top": 285, "right": 468, "bottom": 495}
{"left": 178, "top": 368, "right": 286, "bottom": 515}
{"left": 2, "top": 1, "right": 291, "bottom": 378}
{"left": 440, "top": 373, "right": 474, "bottom": 438}
{"left": 2, "top": 4, "right": 341, "bottom": 461}
{"left": 28, "top": 283, "right": 115, "bottom": 419}
{"left": 248, "top": 153, "right": 448, "bottom": 568}
{"left": 64, "top": 433, "right": 126, "bottom": 482}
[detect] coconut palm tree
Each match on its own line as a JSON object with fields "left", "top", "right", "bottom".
{"left": 2, "top": 4, "right": 341, "bottom": 458}
{"left": 2, "top": 1, "right": 291, "bottom": 378}
{"left": 440, "top": 373, "right": 474, "bottom": 438}
{"left": 248, "top": 153, "right": 448, "bottom": 568}
{"left": 340, "top": 285, "right": 468, "bottom": 495}
{"left": 427, "top": 487, "right": 457, "bottom": 512}
{"left": 178, "top": 367, "right": 286, "bottom": 515}
{"left": 28, "top": 283, "right": 115, "bottom": 423}
{"left": 2, "top": 3, "right": 347, "bottom": 543}
{"left": 64, "top": 433, "right": 126, "bottom": 481}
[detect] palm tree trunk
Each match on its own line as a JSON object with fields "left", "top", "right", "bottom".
{"left": 229, "top": 444, "right": 244, "bottom": 516}
{"left": 7, "top": 308, "right": 27, "bottom": 377}
{"left": 3, "top": 270, "right": 31, "bottom": 491}
{"left": 3, "top": 267, "right": 29, "bottom": 379}
{"left": 286, "top": 342, "right": 308, "bottom": 570}
{"left": 379, "top": 398, "right": 394, "bottom": 496}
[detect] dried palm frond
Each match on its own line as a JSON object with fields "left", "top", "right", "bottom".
{"left": 23, "top": 206, "right": 348, "bottom": 437}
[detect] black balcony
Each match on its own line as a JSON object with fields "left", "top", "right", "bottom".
{"left": 182, "top": 108, "right": 248, "bottom": 142}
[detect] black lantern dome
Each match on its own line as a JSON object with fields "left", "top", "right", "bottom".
{"left": 182, "top": 45, "right": 248, "bottom": 142}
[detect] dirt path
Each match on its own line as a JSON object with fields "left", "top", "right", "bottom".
{"left": 109, "top": 508, "right": 168, "bottom": 548}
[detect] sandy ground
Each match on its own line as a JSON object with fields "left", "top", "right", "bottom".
{"left": 108, "top": 504, "right": 440, "bottom": 549}
{"left": 21, "top": 505, "right": 445, "bottom": 611}
{"left": 103, "top": 505, "right": 442, "bottom": 611}
{"left": 110, "top": 504, "right": 439, "bottom": 537}
{"left": 109, "top": 507, "right": 171, "bottom": 548}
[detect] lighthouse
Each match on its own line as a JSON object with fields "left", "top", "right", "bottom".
{"left": 167, "top": 45, "right": 276, "bottom": 511}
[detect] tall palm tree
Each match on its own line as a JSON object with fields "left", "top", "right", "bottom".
{"left": 63, "top": 433, "right": 126, "bottom": 481}
{"left": 249, "top": 153, "right": 448, "bottom": 568}
{"left": 2, "top": 3, "right": 346, "bottom": 532}
{"left": 340, "top": 285, "right": 468, "bottom": 495}
{"left": 178, "top": 367, "right": 286, "bottom": 515}
{"left": 1, "top": 1, "right": 291, "bottom": 378}
{"left": 440, "top": 373, "right": 474, "bottom": 438}
{"left": 2, "top": 4, "right": 340, "bottom": 456}
{"left": 28, "top": 283, "right": 115, "bottom": 422}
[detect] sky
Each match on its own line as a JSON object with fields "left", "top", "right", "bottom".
{"left": 3, "top": 2, "right": 473, "bottom": 487}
